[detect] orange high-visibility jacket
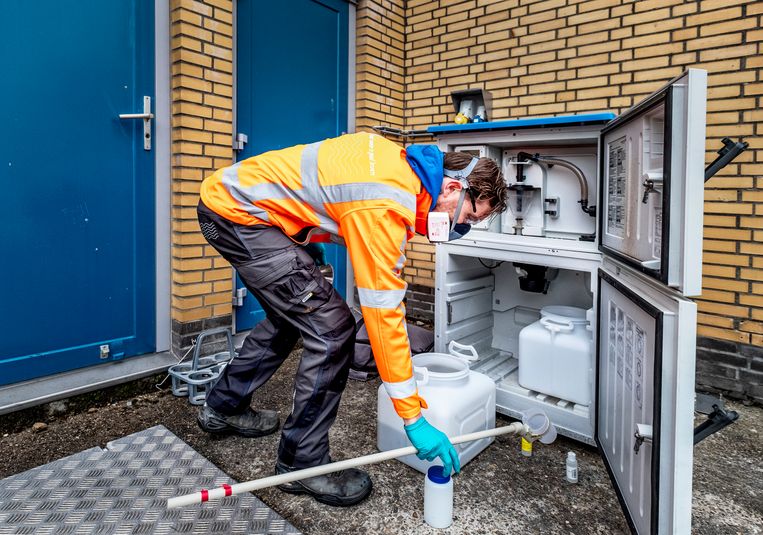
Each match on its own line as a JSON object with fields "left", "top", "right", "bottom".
{"left": 200, "top": 132, "right": 439, "bottom": 419}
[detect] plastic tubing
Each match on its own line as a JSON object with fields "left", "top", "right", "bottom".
{"left": 535, "top": 157, "right": 589, "bottom": 201}
{"left": 167, "top": 422, "right": 530, "bottom": 509}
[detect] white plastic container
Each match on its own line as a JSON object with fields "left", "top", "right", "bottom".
{"left": 518, "top": 305, "right": 592, "bottom": 405}
{"left": 377, "top": 351, "right": 496, "bottom": 474}
{"left": 424, "top": 465, "right": 453, "bottom": 529}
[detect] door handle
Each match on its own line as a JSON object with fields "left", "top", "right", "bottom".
{"left": 119, "top": 96, "right": 153, "bottom": 150}
{"left": 633, "top": 423, "right": 653, "bottom": 454}
{"left": 118, "top": 112, "right": 153, "bottom": 119}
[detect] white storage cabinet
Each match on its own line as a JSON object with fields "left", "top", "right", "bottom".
{"left": 428, "top": 70, "right": 707, "bottom": 535}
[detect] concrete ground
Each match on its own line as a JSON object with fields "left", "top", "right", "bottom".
{"left": 1, "top": 348, "right": 761, "bottom": 534}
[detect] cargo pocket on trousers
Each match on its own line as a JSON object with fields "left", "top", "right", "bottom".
{"left": 272, "top": 260, "right": 330, "bottom": 316}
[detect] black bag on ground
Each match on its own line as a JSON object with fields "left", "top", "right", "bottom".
{"left": 349, "top": 310, "right": 434, "bottom": 381}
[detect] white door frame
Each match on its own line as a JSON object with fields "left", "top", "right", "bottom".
{"left": 155, "top": 0, "right": 171, "bottom": 351}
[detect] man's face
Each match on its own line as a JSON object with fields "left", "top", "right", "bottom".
{"left": 433, "top": 179, "right": 493, "bottom": 225}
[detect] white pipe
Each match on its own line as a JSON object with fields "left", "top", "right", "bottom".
{"left": 167, "top": 422, "right": 530, "bottom": 509}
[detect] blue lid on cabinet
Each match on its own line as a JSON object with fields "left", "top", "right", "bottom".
{"left": 427, "top": 113, "right": 616, "bottom": 135}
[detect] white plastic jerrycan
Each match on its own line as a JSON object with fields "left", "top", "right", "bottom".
{"left": 377, "top": 342, "right": 496, "bottom": 474}
{"left": 518, "top": 305, "right": 593, "bottom": 405}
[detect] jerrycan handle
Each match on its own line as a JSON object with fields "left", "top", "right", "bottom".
{"left": 413, "top": 366, "right": 429, "bottom": 386}
{"left": 447, "top": 340, "right": 479, "bottom": 363}
{"left": 540, "top": 317, "right": 574, "bottom": 341}
{"left": 540, "top": 317, "right": 575, "bottom": 333}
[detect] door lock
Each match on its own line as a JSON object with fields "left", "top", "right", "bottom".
{"left": 633, "top": 423, "right": 653, "bottom": 454}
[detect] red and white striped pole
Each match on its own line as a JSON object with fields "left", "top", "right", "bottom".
{"left": 167, "top": 422, "right": 533, "bottom": 509}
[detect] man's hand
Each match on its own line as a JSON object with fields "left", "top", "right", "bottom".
{"left": 303, "top": 243, "right": 327, "bottom": 266}
{"left": 404, "top": 416, "right": 461, "bottom": 475}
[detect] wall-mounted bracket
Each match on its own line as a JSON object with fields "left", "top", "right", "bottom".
{"left": 704, "top": 137, "right": 748, "bottom": 182}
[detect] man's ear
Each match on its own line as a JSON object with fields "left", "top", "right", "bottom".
{"left": 443, "top": 177, "right": 463, "bottom": 194}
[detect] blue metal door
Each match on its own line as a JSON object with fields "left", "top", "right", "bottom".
{"left": 235, "top": 0, "right": 349, "bottom": 331}
{"left": 0, "top": 1, "right": 155, "bottom": 385}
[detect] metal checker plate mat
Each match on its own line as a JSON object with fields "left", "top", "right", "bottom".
{"left": 0, "top": 425, "right": 300, "bottom": 534}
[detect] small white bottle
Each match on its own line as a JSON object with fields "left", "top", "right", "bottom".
{"left": 566, "top": 451, "right": 578, "bottom": 483}
{"left": 424, "top": 466, "right": 453, "bottom": 528}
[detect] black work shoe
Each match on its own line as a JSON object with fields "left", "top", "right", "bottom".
{"left": 275, "top": 460, "right": 372, "bottom": 507}
{"left": 197, "top": 403, "right": 279, "bottom": 437}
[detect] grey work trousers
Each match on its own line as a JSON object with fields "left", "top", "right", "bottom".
{"left": 197, "top": 200, "right": 356, "bottom": 468}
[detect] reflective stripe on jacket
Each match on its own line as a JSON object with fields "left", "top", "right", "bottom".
{"left": 200, "top": 132, "right": 430, "bottom": 419}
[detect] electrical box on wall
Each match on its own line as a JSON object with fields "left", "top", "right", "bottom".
{"left": 428, "top": 70, "right": 708, "bottom": 535}
{"left": 449, "top": 88, "right": 493, "bottom": 123}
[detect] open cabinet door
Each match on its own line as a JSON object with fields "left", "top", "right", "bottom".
{"left": 599, "top": 69, "right": 706, "bottom": 296}
{"left": 596, "top": 260, "right": 697, "bottom": 534}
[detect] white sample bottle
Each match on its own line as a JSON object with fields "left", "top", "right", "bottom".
{"left": 424, "top": 466, "right": 453, "bottom": 528}
{"left": 566, "top": 451, "right": 578, "bottom": 483}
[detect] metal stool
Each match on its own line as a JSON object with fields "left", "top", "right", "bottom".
{"left": 167, "top": 327, "right": 236, "bottom": 405}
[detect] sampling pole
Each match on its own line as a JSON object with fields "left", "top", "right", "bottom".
{"left": 168, "top": 422, "right": 534, "bottom": 509}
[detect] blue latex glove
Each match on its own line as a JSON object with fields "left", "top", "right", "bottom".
{"left": 303, "top": 243, "right": 327, "bottom": 266}
{"left": 404, "top": 416, "right": 461, "bottom": 475}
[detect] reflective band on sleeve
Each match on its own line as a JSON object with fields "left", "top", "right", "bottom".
{"left": 394, "top": 253, "right": 406, "bottom": 272}
{"left": 383, "top": 376, "right": 418, "bottom": 399}
{"left": 394, "top": 234, "right": 408, "bottom": 271}
{"left": 358, "top": 287, "right": 407, "bottom": 309}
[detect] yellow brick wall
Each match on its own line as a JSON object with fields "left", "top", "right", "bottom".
{"left": 170, "top": 0, "right": 234, "bottom": 349}
{"left": 170, "top": 0, "right": 410, "bottom": 350}
{"left": 356, "top": 0, "right": 407, "bottom": 135}
{"left": 404, "top": 235, "right": 438, "bottom": 287}
{"left": 384, "top": 0, "right": 762, "bottom": 347}
{"left": 168, "top": 0, "right": 760, "bottom": 355}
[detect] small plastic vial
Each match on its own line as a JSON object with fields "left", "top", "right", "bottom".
{"left": 521, "top": 437, "right": 533, "bottom": 457}
{"left": 424, "top": 466, "right": 453, "bottom": 529}
{"left": 566, "top": 451, "right": 578, "bottom": 483}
